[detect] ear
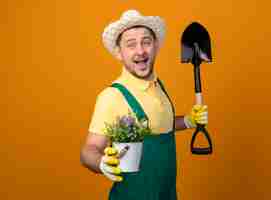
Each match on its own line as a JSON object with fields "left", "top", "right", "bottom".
{"left": 114, "top": 46, "right": 123, "bottom": 61}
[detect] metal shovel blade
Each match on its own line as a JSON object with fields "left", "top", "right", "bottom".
{"left": 181, "top": 22, "right": 212, "bottom": 63}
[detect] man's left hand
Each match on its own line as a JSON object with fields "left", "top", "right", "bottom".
{"left": 184, "top": 105, "right": 208, "bottom": 128}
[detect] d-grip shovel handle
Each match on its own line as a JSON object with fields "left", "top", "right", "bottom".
{"left": 190, "top": 43, "right": 213, "bottom": 155}
{"left": 191, "top": 124, "right": 213, "bottom": 154}
{"left": 190, "top": 91, "right": 213, "bottom": 155}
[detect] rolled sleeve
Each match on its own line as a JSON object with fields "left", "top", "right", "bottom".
{"left": 88, "top": 87, "right": 127, "bottom": 135}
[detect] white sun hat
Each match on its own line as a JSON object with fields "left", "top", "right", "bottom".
{"left": 102, "top": 10, "right": 166, "bottom": 57}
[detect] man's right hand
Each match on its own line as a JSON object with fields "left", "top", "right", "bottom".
{"left": 99, "top": 147, "right": 123, "bottom": 182}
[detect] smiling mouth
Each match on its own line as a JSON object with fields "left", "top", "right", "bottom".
{"left": 134, "top": 58, "right": 149, "bottom": 65}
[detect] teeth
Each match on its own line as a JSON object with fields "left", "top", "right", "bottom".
{"left": 134, "top": 59, "right": 148, "bottom": 63}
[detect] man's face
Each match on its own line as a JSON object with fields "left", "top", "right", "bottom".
{"left": 116, "top": 27, "right": 158, "bottom": 79}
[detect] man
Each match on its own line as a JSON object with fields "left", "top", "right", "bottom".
{"left": 80, "top": 10, "right": 208, "bottom": 200}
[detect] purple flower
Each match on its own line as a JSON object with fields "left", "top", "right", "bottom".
{"left": 120, "top": 115, "right": 135, "bottom": 127}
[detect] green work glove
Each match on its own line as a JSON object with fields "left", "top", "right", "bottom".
{"left": 184, "top": 104, "right": 208, "bottom": 128}
{"left": 99, "top": 147, "right": 123, "bottom": 182}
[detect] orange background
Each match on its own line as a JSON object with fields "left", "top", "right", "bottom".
{"left": 4, "top": 0, "right": 271, "bottom": 199}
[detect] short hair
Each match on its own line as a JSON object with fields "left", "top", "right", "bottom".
{"left": 116, "top": 25, "right": 157, "bottom": 46}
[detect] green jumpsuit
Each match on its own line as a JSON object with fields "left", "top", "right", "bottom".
{"left": 109, "top": 79, "right": 177, "bottom": 200}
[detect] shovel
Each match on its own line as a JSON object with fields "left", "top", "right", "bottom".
{"left": 181, "top": 22, "right": 213, "bottom": 155}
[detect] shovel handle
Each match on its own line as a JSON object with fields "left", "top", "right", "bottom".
{"left": 191, "top": 124, "right": 213, "bottom": 154}
{"left": 195, "top": 93, "right": 203, "bottom": 105}
{"left": 191, "top": 91, "right": 213, "bottom": 154}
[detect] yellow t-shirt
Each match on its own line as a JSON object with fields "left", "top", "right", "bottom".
{"left": 88, "top": 67, "right": 174, "bottom": 135}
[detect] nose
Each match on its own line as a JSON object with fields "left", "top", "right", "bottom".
{"left": 135, "top": 44, "right": 145, "bottom": 55}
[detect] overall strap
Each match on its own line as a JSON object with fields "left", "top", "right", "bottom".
{"left": 157, "top": 78, "right": 176, "bottom": 130}
{"left": 111, "top": 83, "right": 148, "bottom": 123}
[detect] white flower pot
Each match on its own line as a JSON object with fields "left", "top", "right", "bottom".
{"left": 112, "top": 142, "right": 143, "bottom": 172}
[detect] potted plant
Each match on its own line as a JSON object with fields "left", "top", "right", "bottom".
{"left": 103, "top": 112, "right": 151, "bottom": 172}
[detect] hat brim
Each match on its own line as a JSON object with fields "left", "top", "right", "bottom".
{"left": 102, "top": 14, "right": 165, "bottom": 57}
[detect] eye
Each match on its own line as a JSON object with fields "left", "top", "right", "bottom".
{"left": 126, "top": 43, "right": 136, "bottom": 49}
{"left": 142, "top": 39, "right": 152, "bottom": 46}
